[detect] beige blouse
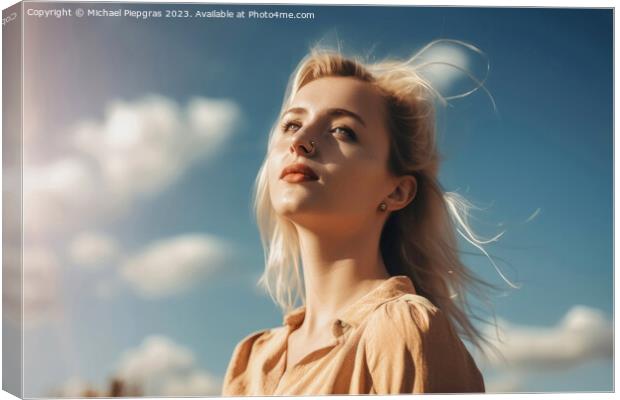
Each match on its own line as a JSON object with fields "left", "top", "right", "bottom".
{"left": 221, "top": 275, "right": 485, "bottom": 396}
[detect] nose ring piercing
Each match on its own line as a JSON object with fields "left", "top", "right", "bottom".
{"left": 306, "top": 140, "right": 316, "bottom": 154}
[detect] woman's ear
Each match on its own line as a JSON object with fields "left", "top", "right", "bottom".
{"left": 386, "top": 175, "right": 417, "bottom": 211}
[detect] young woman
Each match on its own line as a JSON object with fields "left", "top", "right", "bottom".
{"left": 222, "top": 39, "right": 507, "bottom": 396}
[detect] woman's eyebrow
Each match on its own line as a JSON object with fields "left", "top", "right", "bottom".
{"left": 280, "top": 107, "right": 367, "bottom": 127}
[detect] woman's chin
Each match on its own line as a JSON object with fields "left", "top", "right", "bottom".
{"left": 274, "top": 204, "right": 323, "bottom": 223}
{"left": 275, "top": 204, "right": 312, "bottom": 217}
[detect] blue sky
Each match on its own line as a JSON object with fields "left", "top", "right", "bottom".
{"left": 4, "top": 1, "right": 612, "bottom": 396}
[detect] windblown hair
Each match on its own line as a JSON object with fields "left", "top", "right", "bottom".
{"left": 252, "top": 38, "right": 519, "bottom": 361}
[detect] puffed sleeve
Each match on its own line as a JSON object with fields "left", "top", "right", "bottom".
{"left": 221, "top": 329, "right": 269, "bottom": 396}
{"left": 363, "top": 294, "right": 485, "bottom": 394}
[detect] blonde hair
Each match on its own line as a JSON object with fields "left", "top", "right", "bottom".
{"left": 252, "top": 38, "right": 519, "bottom": 361}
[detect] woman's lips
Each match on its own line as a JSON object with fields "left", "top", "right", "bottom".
{"left": 281, "top": 173, "right": 318, "bottom": 183}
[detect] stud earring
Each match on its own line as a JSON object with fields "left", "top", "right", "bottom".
{"left": 379, "top": 202, "right": 387, "bottom": 212}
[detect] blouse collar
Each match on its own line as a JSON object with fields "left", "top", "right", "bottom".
{"left": 282, "top": 275, "right": 418, "bottom": 338}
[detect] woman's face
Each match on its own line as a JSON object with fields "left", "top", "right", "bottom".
{"left": 267, "top": 76, "right": 397, "bottom": 233}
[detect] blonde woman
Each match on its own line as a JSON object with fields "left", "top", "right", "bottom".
{"left": 222, "top": 39, "right": 508, "bottom": 396}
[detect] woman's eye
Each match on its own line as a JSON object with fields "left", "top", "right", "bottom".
{"left": 331, "top": 126, "right": 357, "bottom": 141}
{"left": 280, "top": 121, "right": 300, "bottom": 133}
{"left": 279, "top": 120, "right": 356, "bottom": 141}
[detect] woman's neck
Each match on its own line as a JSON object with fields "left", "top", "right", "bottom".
{"left": 294, "top": 224, "right": 391, "bottom": 337}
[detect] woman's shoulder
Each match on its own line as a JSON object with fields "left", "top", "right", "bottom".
{"left": 362, "top": 293, "right": 469, "bottom": 371}
{"left": 231, "top": 325, "right": 281, "bottom": 354}
{"left": 223, "top": 326, "right": 283, "bottom": 390}
{"left": 362, "top": 293, "right": 485, "bottom": 393}
{"left": 365, "top": 293, "right": 443, "bottom": 337}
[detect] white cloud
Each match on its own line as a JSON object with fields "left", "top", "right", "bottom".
{"left": 481, "top": 305, "right": 612, "bottom": 371}
{"left": 71, "top": 94, "right": 239, "bottom": 210}
{"left": 24, "top": 94, "right": 241, "bottom": 238}
{"left": 68, "top": 231, "right": 120, "bottom": 268}
{"left": 116, "top": 335, "right": 195, "bottom": 383}
{"left": 115, "top": 335, "right": 221, "bottom": 396}
{"left": 0, "top": 243, "right": 78, "bottom": 331}
{"left": 409, "top": 41, "right": 471, "bottom": 94}
{"left": 484, "top": 372, "right": 524, "bottom": 393}
{"left": 120, "top": 233, "right": 233, "bottom": 299}
{"left": 56, "top": 335, "right": 221, "bottom": 396}
{"left": 161, "top": 370, "right": 221, "bottom": 396}
{"left": 24, "top": 157, "right": 101, "bottom": 239}
{"left": 21, "top": 246, "right": 62, "bottom": 328}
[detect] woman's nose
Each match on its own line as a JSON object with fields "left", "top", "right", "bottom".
{"left": 290, "top": 128, "right": 317, "bottom": 156}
